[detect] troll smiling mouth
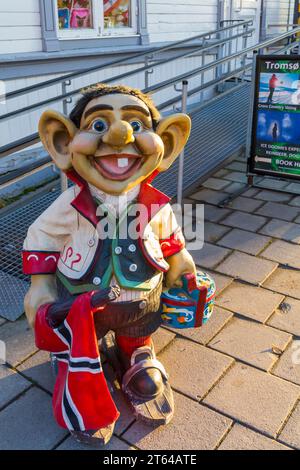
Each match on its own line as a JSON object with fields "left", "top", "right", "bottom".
{"left": 93, "top": 154, "right": 143, "bottom": 181}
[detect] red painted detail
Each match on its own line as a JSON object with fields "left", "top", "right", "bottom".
{"left": 160, "top": 228, "right": 185, "bottom": 258}
{"left": 66, "top": 170, "right": 99, "bottom": 228}
{"left": 70, "top": 253, "right": 82, "bottom": 269}
{"left": 116, "top": 335, "right": 152, "bottom": 359}
{"left": 162, "top": 297, "right": 196, "bottom": 307}
{"left": 195, "top": 286, "right": 208, "bottom": 327}
{"left": 22, "top": 251, "right": 60, "bottom": 275}
{"left": 63, "top": 246, "right": 73, "bottom": 263}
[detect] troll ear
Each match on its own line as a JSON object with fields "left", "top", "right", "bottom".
{"left": 156, "top": 113, "right": 191, "bottom": 172}
{"left": 38, "top": 109, "right": 77, "bottom": 170}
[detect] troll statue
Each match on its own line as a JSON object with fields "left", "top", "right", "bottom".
{"left": 23, "top": 83, "right": 213, "bottom": 447}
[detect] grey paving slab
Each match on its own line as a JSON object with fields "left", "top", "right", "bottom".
{"left": 165, "top": 306, "right": 233, "bottom": 346}
{"left": 0, "top": 317, "right": 37, "bottom": 367}
{"left": 0, "top": 387, "right": 67, "bottom": 450}
{"left": 278, "top": 402, "right": 300, "bottom": 450}
{"left": 289, "top": 196, "right": 300, "bottom": 207}
{"left": 243, "top": 187, "right": 260, "bottom": 198}
{"left": 272, "top": 342, "right": 300, "bottom": 386}
{"left": 202, "top": 177, "right": 231, "bottom": 190}
{"left": 294, "top": 215, "right": 300, "bottom": 224}
{"left": 261, "top": 240, "right": 300, "bottom": 269}
{"left": 0, "top": 318, "right": 5, "bottom": 326}
{"left": 203, "top": 362, "right": 300, "bottom": 437}
{"left": 221, "top": 211, "right": 268, "bottom": 232}
{"left": 190, "top": 189, "right": 228, "bottom": 205}
{"left": 214, "top": 169, "right": 230, "bottom": 178}
{"left": 123, "top": 391, "right": 232, "bottom": 450}
{"left": 204, "top": 222, "right": 230, "bottom": 243}
{"left": 216, "top": 251, "right": 277, "bottom": 285}
{"left": 223, "top": 171, "right": 247, "bottom": 183}
{"left": 225, "top": 161, "right": 247, "bottom": 172}
{"left": 260, "top": 219, "right": 300, "bottom": 244}
{"left": 285, "top": 182, "right": 300, "bottom": 193}
{"left": 205, "top": 270, "right": 233, "bottom": 295}
{"left": 227, "top": 196, "right": 264, "bottom": 213}
{"left": 209, "top": 317, "right": 291, "bottom": 371}
{"left": 268, "top": 297, "right": 300, "bottom": 336}
{"left": 222, "top": 182, "right": 246, "bottom": 194}
{"left": 216, "top": 282, "right": 284, "bottom": 323}
{"left": 57, "top": 435, "right": 134, "bottom": 451}
{"left": 218, "top": 423, "right": 290, "bottom": 450}
{"left": 256, "top": 179, "right": 290, "bottom": 191}
{"left": 103, "top": 363, "right": 136, "bottom": 437}
{"left": 0, "top": 365, "right": 31, "bottom": 409}
{"left": 17, "top": 351, "right": 54, "bottom": 394}
{"left": 263, "top": 268, "right": 300, "bottom": 300}
{"left": 256, "top": 202, "right": 299, "bottom": 222}
{"left": 217, "top": 228, "right": 271, "bottom": 256}
{"left": 254, "top": 190, "right": 293, "bottom": 203}
{"left": 203, "top": 204, "right": 232, "bottom": 223}
{"left": 152, "top": 327, "right": 176, "bottom": 354}
{"left": 158, "top": 337, "right": 233, "bottom": 400}
{"left": 192, "top": 243, "right": 231, "bottom": 270}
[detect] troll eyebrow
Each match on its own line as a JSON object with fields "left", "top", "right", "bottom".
{"left": 121, "top": 105, "right": 150, "bottom": 117}
{"left": 84, "top": 104, "right": 114, "bottom": 119}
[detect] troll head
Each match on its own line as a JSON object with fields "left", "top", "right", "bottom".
{"left": 39, "top": 84, "right": 191, "bottom": 195}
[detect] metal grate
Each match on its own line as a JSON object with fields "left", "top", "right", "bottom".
{"left": 155, "top": 83, "right": 251, "bottom": 196}
{"left": 0, "top": 84, "right": 251, "bottom": 320}
{"left": 0, "top": 188, "right": 60, "bottom": 320}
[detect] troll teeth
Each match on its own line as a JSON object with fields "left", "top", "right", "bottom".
{"left": 118, "top": 158, "right": 129, "bottom": 168}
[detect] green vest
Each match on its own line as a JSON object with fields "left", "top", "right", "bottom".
{"left": 57, "top": 202, "right": 159, "bottom": 295}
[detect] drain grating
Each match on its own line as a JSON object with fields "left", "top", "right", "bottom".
{"left": 0, "top": 188, "right": 59, "bottom": 320}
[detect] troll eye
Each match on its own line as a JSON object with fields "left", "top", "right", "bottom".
{"left": 130, "top": 120, "right": 143, "bottom": 133}
{"left": 91, "top": 119, "right": 108, "bottom": 134}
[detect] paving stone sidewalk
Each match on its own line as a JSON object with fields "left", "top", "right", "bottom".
{"left": 1, "top": 155, "right": 300, "bottom": 450}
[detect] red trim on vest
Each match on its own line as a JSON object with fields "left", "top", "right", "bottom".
{"left": 160, "top": 228, "right": 185, "bottom": 258}
{"left": 22, "top": 251, "right": 60, "bottom": 275}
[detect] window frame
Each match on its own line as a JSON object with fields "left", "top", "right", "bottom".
{"left": 39, "top": 0, "right": 148, "bottom": 51}
{"left": 54, "top": 0, "right": 138, "bottom": 40}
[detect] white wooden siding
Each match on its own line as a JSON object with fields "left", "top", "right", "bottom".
{"left": 0, "top": 0, "right": 42, "bottom": 54}
{"left": 0, "top": 53, "right": 216, "bottom": 148}
{"left": 265, "top": 0, "right": 294, "bottom": 35}
{"left": 147, "top": 0, "right": 219, "bottom": 43}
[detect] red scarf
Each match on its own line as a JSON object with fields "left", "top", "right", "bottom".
{"left": 34, "top": 293, "right": 119, "bottom": 431}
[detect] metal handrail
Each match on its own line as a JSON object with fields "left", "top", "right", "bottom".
{"left": 3, "top": 20, "right": 253, "bottom": 102}
{"left": 1, "top": 25, "right": 299, "bottom": 163}
{"left": 144, "top": 26, "right": 300, "bottom": 94}
{"left": 0, "top": 27, "right": 254, "bottom": 122}
{"left": 157, "top": 64, "right": 253, "bottom": 111}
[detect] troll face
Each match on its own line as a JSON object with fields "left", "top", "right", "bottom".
{"left": 39, "top": 84, "right": 191, "bottom": 195}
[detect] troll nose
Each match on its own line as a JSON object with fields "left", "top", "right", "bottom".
{"left": 102, "top": 120, "right": 135, "bottom": 148}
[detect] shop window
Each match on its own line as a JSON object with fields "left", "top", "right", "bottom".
{"left": 56, "top": 0, "right": 137, "bottom": 38}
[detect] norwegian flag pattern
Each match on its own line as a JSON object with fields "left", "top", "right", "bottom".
{"left": 34, "top": 293, "right": 119, "bottom": 432}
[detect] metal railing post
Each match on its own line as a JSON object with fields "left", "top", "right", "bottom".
{"left": 177, "top": 80, "right": 188, "bottom": 205}
{"left": 61, "top": 80, "right": 72, "bottom": 193}
{"left": 245, "top": 50, "right": 258, "bottom": 178}
{"left": 241, "top": 22, "right": 249, "bottom": 81}
{"left": 200, "top": 37, "right": 205, "bottom": 102}
{"left": 144, "top": 55, "right": 154, "bottom": 89}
